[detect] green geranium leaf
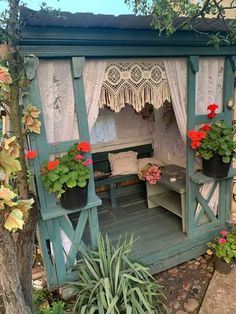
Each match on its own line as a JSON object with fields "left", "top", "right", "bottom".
{"left": 67, "top": 180, "right": 77, "bottom": 188}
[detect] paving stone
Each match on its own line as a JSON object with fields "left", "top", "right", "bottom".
{"left": 199, "top": 265, "right": 236, "bottom": 314}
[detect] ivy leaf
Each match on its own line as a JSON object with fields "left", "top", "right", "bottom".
{"left": 4, "top": 208, "right": 25, "bottom": 232}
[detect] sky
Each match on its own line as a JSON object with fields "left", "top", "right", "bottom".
{"left": 0, "top": 0, "right": 133, "bottom": 15}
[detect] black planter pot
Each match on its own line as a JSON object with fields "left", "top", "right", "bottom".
{"left": 202, "top": 154, "right": 231, "bottom": 178}
{"left": 214, "top": 257, "right": 232, "bottom": 274}
{"left": 60, "top": 185, "right": 88, "bottom": 210}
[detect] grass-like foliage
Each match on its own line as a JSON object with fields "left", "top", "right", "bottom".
{"left": 69, "top": 234, "right": 167, "bottom": 313}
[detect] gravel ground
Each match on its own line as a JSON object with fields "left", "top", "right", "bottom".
{"left": 155, "top": 254, "right": 214, "bottom": 313}
{"left": 0, "top": 254, "right": 214, "bottom": 314}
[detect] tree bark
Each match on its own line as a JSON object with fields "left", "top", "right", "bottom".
{"left": 16, "top": 200, "right": 38, "bottom": 310}
{"left": 1, "top": 1, "right": 38, "bottom": 313}
{"left": 0, "top": 217, "right": 32, "bottom": 314}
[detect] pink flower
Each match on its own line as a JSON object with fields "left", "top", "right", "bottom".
{"left": 82, "top": 159, "right": 93, "bottom": 166}
{"left": 220, "top": 230, "right": 228, "bottom": 238}
{"left": 75, "top": 154, "right": 83, "bottom": 161}
{"left": 144, "top": 165, "right": 161, "bottom": 184}
{"left": 218, "top": 238, "right": 227, "bottom": 244}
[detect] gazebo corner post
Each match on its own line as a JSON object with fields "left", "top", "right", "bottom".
{"left": 71, "top": 56, "right": 100, "bottom": 248}
{"left": 186, "top": 56, "right": 199, "bottom": 237}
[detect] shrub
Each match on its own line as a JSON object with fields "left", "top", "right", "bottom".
{"left": 69, "top": 234, "right": 167, "bottom": 313}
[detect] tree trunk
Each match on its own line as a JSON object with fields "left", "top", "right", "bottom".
{"left": 17, "top": 200, "right": 38, "bottom": 310}
{"left": 0, "top": 218, "right": 32, "bottom": 314}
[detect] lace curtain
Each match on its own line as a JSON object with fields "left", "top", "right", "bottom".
{"left": 38, "top": 60, "right": 79, "bottom": 143}
{"left": 196, "top": 58, "right": 224, "bottom": 114}
{"left": 38, "top": 59, "right": 107, "bottom": 142}
{"left": 83, "top": 60, "right": 107, "bottom": 131}
{"left": 164, "top": 58, "right": 187, "bottom": 142}
{"left": 99, "top": 59, "right": 171, "bottom": 113}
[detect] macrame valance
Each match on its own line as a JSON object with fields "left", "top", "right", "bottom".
{"left": 99, "top": 60, "right": 171, "bottom": 113}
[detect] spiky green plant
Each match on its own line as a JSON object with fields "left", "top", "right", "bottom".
{"left": 69, "top": 234, "right": 167, "bottom": 314}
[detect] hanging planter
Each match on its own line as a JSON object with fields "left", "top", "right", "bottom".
{"left": 41, "top": 141, "right": 93, "bottom": 209}
{"left": 202, "top": 154, "right": 231, "bottom": 178}
{"left": 214, "top": 257, "right": 232, "bottom": 274}
{"left": 187, "top": 104, "right": 236, "bottom": 179}
{"left": 60, "top": 184, "right": 88, "bottom": 210}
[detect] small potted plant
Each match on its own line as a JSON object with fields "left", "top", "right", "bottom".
{"left": 41, "top": 141, "right": 92, "bottom": 210}
{"left": 207, "top": 229, "right": 236, "bottom": 274}
{"left": 188, "top": 104, "right": 236, "bottom": 178}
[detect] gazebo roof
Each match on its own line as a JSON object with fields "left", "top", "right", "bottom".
{"left": 21, "top": 7, "right": 230, "bottom": 32}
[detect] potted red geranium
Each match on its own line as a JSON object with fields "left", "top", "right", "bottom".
{"left": 41, "top": 141, "right": 92, "bottom": 210}
{"left": 188, "top": 104, "right": 236, "bottom": 178}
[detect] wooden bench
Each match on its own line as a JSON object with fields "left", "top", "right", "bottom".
{"left": 92, "top": 144, "right": 153, "bottom": 208}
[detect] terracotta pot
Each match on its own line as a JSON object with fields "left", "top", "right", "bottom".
{"left": 60, "top": 184, "right": 88, "bottom": 210}
{"left": 214, "top": 257, "right": 232, "bottom": 274}
{"left": 202, "top": 154, "right": 231, "bottom": 178}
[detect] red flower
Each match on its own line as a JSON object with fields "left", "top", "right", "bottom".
{"left": 187, "top": 130, "right": 206, "bottom": 141}
{"left": 77, "top": 142, "right": 91, "bottom": 152}
{"left": 207, "top": 104, "right": 219, "bottom": 111}
{"left": 201, "top": 124, "right": 211, "bottom": 132}
{"left": 48, "top": 159, "right": 60, "bottom": 171}
{"left": 191, "top": 141, "right": 201, "bottom": 149}
{"left": 208, "top": 112, "right": 216, "bottom": 119}
{"left": 25, "top": 150, "right": 38, "bottom": 159}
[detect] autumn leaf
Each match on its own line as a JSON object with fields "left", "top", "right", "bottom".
{"left": 2, "top": 136, "right": 20, "bottom": 158}
{"left": 0, "top": 186, "right": 17, "bottom": 201}
{"left": 4, "top": 208, "right": 25, "bottom": 232}
{"left": 23, "top": 104, "right": 41, "bottom": 118}
{"left": 0, "top": 152, "right": 21, "bottom": 175}
{"left": 16, "top": 198, "right": 34, "bottom": 218}
{"left": 22, "top": 115, "right": 34, "bottom": 126}
{"left": 28, "top": 119, "right": 41, "bottom": 134}
{"left": 0, "top": 44, "right": 10, "bottom": 60}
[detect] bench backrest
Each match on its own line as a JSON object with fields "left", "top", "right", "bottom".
{"left": 92, "top": 144, "right": 153, "bottom": 173}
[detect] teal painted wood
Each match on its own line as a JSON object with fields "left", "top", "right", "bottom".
{"left": 186, "top": 55, "right": 235, "bottom": 238}
{"left": 20, "top": 44, "right": 236, "bottom": 58}
{"left": 65, "top": 210, "right": 88, "bottom": 270}
{"left": 24, "top": 57, "right": 53, "bottom": 210}
{"left": 88, "top": 207, "right": 99, "bottom": 249}
{"left": 220, "top": 56, "right": 235, "bottom": 222}
{"left": 218, "top": 180, "right": 226, "bottom": 224}
{"left": 194, "top": 180, "right": 218, "bottom": 226}
{"left": 37, "top": 217, "right": 58, "bottom": 287}
{"left": 195, "top": 190, "right": 218, "bottom": 223}
{"left": 40, "top": 194, "right": 101, "bottom": 221}
{"left": 71, "top": 57, "right": 96, "bottom": 197}
{"left": 58, "top": 217, "right": 75, "bottom": 241}
{"left": 24, "top": 56, "right": 101, "bottom": 287}
{"left": 50, "top": 219, "right": 68, "bottom": 283}
{"left": 190, "top": 169, "right": 236, "bottom": 184}
{"left": 186, "top": 56, "right": 199, "bottom": 236}
{"left": 21, "top": 27, "right": 214, "bottom": 47}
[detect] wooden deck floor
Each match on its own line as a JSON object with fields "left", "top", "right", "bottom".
{"left": 97, "top": 191, "right": 186, "bottom": 262}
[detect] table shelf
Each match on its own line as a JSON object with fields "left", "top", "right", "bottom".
{"left": 40, "top": 194, "right": 102, "bottom": 221}
{"left": 149, "top": 191, "right": 182, "bottom": 218}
